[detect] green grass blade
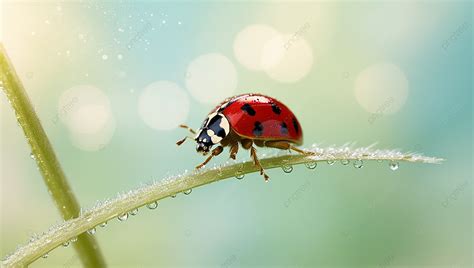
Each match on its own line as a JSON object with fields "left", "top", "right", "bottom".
{"left": 0, "top": 43, "right": 106, "bottom": 267}
{"left": 2, "top": 144, "right": 442, "bottom": 266}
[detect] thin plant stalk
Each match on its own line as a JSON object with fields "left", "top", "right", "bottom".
{"left": 2, "top": 146, "right": 442, "bottom": 266}
{"left": 0, "top": 44, "right": 106, "bottom": 267}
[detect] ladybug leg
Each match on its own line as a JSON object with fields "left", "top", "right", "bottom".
{"left": 264, "top": 141, "right": 315, "bottom": 155}
{"left": 290, "top": 146, "right": 316, "bottom": 155}
{"left": 250, "top": 146, "right": 270, "bottom": 181}
{"left": 229, "top": 143, "right": 239, "bottom": 160}
{"left": 195, "top": 146, "right": 223, "bottom": 169}
{"left": 241, "top": 139, "right": 269, "bottom": 181}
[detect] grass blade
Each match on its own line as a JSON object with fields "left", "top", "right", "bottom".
{"left": 0, "top": 43, "right": 106, "bottom": 267}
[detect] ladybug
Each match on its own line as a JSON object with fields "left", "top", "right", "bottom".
{"left": 177, "top": 93, "right": 312, "bottom": 181}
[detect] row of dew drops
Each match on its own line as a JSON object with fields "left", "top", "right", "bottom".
{"left": 39, "top": 157, "right": 399, "bottom": 259}
{"left": 279, "top": 159, "right": 399, "bottom": 174}
{"left": 40, "top": 189, "right": 194, "bottom": 258}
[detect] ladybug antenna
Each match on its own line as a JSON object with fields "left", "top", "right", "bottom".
{"left": 176, "top": 135, "right": 194, "bottom": 146}
{"left": 179, "top": 124, "right": 196, "bottom": 134}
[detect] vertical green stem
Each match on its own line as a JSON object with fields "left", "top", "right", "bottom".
{"left": 0, "top": 44, "right": 106, "bottom": 267}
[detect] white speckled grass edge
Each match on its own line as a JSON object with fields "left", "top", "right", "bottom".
{"left": 2, "top": 145, "right": 443, "bottom": 267}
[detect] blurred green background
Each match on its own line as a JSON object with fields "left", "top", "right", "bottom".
{"left": 1, "top": 1, "right": 472, "bottom": 267}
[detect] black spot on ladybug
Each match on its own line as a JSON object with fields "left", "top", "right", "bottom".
{"left": 280, "top": 122, "right": 288, "bottom": 135}
{"left": 292, "top": 117, "right": 299, "bottom": 134}
{"left": 241, "top": 103, "right": 256, "bottom": 116}
{"left": 253, "top": 121, "right": 263, "bottom": 136}
{"left": 271, "top": 103, "right": 281, "bottom": 115}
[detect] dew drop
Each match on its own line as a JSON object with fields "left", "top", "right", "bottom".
{"left": 235, "top": 170, "right": 245, "bottom": 180}
{"left": 389, "top": 161, "right": 399, "bottom": 171}
{"left": 71, "top": 237, "right": 78, "bottom": 243}
{"left": 327, "top": 160, "right": 335, "bottom": 165}
{"left": 130, "top": 208, "right": 138, "bottom": 216}
{"left": 118, "top": 213, "right": 129, "bottom": 221}
{"left": 341, "top": 159, "right": 350, "bottom": 165}
{"left": 87, "top": 227, "right": 96, "bottom": 235}
{"left": 146, "top": 201, "right": 158, "bottom": 209}
{"left": 30, "top": 152, "right": 36, "bottom": 160}
{"left": 42, "top": 253, "right": 49, "bottom": 259}
{"left": 353, "top": 159, "right": 363, "bottom": 169}
{"left": 184, "top": 189, "right": 192, "bottom": 195}
{"left": 282, "top": 164, "right": 293, "bottom": 173}
{"left": 171, "top": 194, "right": 177, "bottom": 198}
{"left": 99, "top": 221, "right": 107, "bottom": 227}
{"left": 62, "top": 241, "right": 70, "bottom": 247}
{"left": 305, "top": 162, "right": 317, "bottom": 169}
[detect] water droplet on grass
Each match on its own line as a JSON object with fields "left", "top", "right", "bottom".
{"left": 389, "top": 161, "right": 399, "bottom": 171}
{"left": 235, "top": 170, "right": 244, "bottom": 180}
{"left": 305, "top": 162, "right": 317, "bottom": 169}
{"left": 30, "top": 152, "right": 35, "bottom": 160}
{"left": 341, "top": 159, "right": 350, "bottom": 165}
{"left": 327, "top": 160, "right": 335, "bottom": 165}
{"left": 353, "top": 159, "right": 363, "bottom": 169}
{"left": 147, "top": 201, "right": 158, "bottom": 209}
{"left": 130, "top": 208, "right": 138, "bottom": 216}
{"left": 99, "top": 222, "right": 107, "bottom": 227}
{"left": 171, "top": 194, "right": 177, "bottom": 198}
{"left": 118, "top": 213, "right": 128, "bottom": 221}
{"left": 184, "top": 189, "right": 192, "bottom": 195}
{"left": 87, "top": 228, "right": 96, "bottom": 235}
{"left": 282, "top": 164, "right": 293, "bottom": 173}
{"left": 42, "top": 253, "right": 49, "bottom": 258}
{"left": 62, "top": 241, "right": 70, "bottom": 247}
{"left": 71, "top": 237, "right": 78, "bottom": 243}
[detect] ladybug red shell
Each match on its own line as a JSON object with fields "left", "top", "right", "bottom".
{"left": 177, "top": 93, "right": 311, "bottom": 181}
{"left": 212, "top": 94, "right": 303, "bottom": 145}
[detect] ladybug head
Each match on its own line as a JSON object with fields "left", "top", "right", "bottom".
{"left": 195, "top": 113, "right": 230, "bottom": 155}
{"left": 195, "top": 131, "right": 213, "bottom": 155}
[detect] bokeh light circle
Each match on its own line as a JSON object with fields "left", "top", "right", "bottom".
{"left": 261, "top": 34, "right": 314, "bottom": 83}
{"left": 233, "top": 24, "right": 280, "bottom": 71}
{"left": 354, "top": 63, "right": 409, "bottom": 114}
{"left": 185, "top": 53, "right": 237, "bottom": 104}
{"left": 58, "top": 85, "right": 115, "bottom": 151}
{"left": 138, "top": 81, "right": 190, "bottom": 130}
